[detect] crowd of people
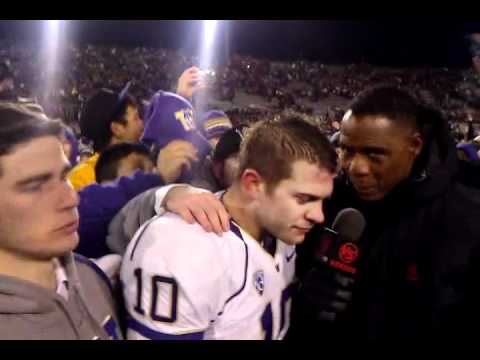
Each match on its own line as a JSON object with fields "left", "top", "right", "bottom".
{"left": 0, "top": 30, "right": 480, "bottom": 341}
{"left": 1, "top": 39, "right": 480, "bottom": 139}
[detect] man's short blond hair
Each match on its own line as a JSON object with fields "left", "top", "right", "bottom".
{"left": 238, "top": 116, "right": 337, "bottom": 191}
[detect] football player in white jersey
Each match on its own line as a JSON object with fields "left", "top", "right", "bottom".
{"left": 121, "top": 117, "right": 338, "bottom": 340}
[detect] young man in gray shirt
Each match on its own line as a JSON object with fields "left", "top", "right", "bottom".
{"left": 0, "top": 102, "right": 122, "bottom": 340}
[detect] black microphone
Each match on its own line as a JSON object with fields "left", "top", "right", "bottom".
{"left": 300, "top": 208, "right": 366, "bottom": 323}
{"left": 315, "top": 208, "right": 366, "bottom": 275}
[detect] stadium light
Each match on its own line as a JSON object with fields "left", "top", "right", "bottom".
{"left": 41, "top": 20, "right": 66, "bottom": 112}
{"left": 47, "top": 20, "right": 60, "bottom": 35}
{"left": 204, "top": 20, "right": 217, "bottom": 51}
{"left": 199, "top": 20, "right": 219, "bottom": 70}
{"left": 196, "top": 20, "right": 221, "bottom": 114}
{"left": 45, "top": 20, "right": 60, "bottom": 73}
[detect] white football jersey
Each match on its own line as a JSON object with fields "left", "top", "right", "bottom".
{"left": 121, "top": 212, "right": 296, "bottom": 340}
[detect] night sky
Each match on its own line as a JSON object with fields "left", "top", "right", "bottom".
{"left": 0, "top": 20, "right": 478, "bottom": 68}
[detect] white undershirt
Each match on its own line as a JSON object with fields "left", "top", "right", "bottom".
{"left": 53, "top": 258, "right": 69, "bottom": 300}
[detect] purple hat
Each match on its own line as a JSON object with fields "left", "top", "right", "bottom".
{"left": 141, "top": 91, "right": 212, "bottom": 158}
{"left": 199, "top": 110, "right": 232, "bottom": 140}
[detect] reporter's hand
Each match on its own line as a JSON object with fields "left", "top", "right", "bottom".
{"left": 176, "top": 66, "right": 206, "bottom": 100}
{"left": 164, "top": 185, "right": 230, "bottom": 236}
{"left": 156, "top": 140, "right": 198, "bottom": 184}
{"left": 300, "top": 264, "right": 355, "bottom": 322}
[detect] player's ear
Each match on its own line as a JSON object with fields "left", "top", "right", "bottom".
{"left": 240, "top": 168, "right": 264, "bottom": 198}
{"left": 410, "top": 131, "right": 423, "bottom": 159}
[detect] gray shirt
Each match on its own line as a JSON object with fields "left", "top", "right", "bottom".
{"left": 0, "top": 253, "right": 123, "bottom": 340}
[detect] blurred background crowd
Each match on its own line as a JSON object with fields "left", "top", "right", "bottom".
{"left": 1, "top": 39, "right": 479, "bottom": 142}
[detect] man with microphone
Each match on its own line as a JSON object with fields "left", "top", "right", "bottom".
{"left": 128, "top": 85, "right": 480, "bottom": 340}
{"left": 289, "top": 86, "right": 480, "bottom": 340}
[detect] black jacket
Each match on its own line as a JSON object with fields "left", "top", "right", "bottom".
{"left": 291, "top": 133, "right": 480, "bottom": 341}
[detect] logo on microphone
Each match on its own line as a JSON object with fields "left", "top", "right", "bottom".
{"left": 338, "top": 242, "right": 359, "bottom": 264}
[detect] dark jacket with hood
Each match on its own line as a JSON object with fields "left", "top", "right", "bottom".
{"left": 292, "top": 121, "right": 480, "bottom": 341}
